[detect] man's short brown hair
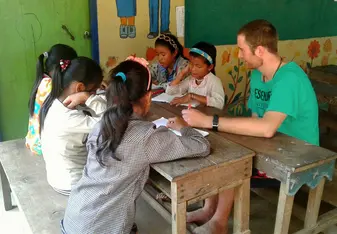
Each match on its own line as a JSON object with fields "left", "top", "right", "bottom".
{"left": 238, "top": 19, "right": 278, "bottom": 54}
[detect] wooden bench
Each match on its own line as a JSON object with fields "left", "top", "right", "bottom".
{"left": 0, "top": 139, "right": 67, "bottom": 234}
{"left": 148, "top": 104, "right": 255, "bottom": 234}
{"left": 156, "top": 102, "right": 337, "bottom": 234}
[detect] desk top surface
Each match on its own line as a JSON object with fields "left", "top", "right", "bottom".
{"left": 153, "top": 103, "right": 337, "bottom": 174}
{"left": 149, "top": 104, "right": 254, "bottom": 181}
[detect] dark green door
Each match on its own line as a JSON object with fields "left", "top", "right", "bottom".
{"left": 0, "top": 0, "right": 92, "bottom": 140}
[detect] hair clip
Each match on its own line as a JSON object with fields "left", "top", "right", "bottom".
{"left": 116, "top": 72, "right": 127, "bottom": 82}
{"left": 125, "top": 56, "right": 151, "bottom": 91}
{"left": 158, "top": 34, "right": 178, "bottom": 50}
{"left": 60, "top": 59, "right": 71, "bottom": 72}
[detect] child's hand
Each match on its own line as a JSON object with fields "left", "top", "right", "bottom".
{"left": 63, "top": 92, "right": 90, "bottom": 109}
{"left": 181, "top": 64, "right": 191, "bottom": 76}
{"left": 170, "top": 94, "right": 191, "bottom": 106}
{"left": 100, "top": 80, "right": 109, "bottom": 90}
{"left": 167, "top": 117, "right": 188, "bottom": 131}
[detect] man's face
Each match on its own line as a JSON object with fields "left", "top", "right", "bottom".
{"left": 237, "top": 34, "right": 263, "bottom": 69}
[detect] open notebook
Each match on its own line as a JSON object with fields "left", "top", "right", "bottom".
{"left": 151, "top": 93, "right": 200, "bottom": 107}
{"left": 152, "top": 117, "right": 209, "bottom": 137}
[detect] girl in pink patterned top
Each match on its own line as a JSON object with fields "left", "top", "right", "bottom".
{"left": 25, "top": 44, "right": 77, "bottom": 155}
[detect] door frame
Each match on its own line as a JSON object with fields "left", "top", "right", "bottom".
{"left": 89, "top": 0, "right": 100, "bottom": 64}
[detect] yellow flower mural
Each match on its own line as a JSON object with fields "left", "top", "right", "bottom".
{"left": 323, "top": 39, "right": 332, "bottom": 53}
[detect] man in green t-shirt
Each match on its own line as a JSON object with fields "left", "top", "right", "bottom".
{"left": 181, "top": 20, "right": 319, "bottom": 234}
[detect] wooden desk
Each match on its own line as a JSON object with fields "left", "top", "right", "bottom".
{"left": 148, "top": 104, "right": 255, "bottom": 234}
{"left": 156, "top": 102, "right": 337, "bottom": 234}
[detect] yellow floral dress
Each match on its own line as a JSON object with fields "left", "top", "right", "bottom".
{"left": 25, "top": 75, "right": 52, "bottom": 155}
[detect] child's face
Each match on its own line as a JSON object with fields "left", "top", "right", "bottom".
{"left": 69, "top": 81, "right": 100, "bottom": 95}
{"left": 155, "top": 45, "right": 177, "bottom": 69}
{"left": 189, "top": 56, "right": 213, "bottom": 79}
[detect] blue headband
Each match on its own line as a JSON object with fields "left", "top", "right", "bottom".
{"left": 190, "top": 48, "right": 213, "bottom": 64}
{"left": 116, "top": 72, "right": 126, "bottom": 82}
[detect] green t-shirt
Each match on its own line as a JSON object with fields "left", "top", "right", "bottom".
{"left": 248, "top": 62, "right": 319, "bottom": 146}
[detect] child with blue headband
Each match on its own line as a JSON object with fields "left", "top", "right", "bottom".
{"left": 166, "top": 42, "right": 225, "bottom": 109}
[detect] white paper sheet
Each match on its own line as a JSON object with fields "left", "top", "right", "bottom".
{"left": 176, "top": 6, "right": 185, "bottom": 37}
{"left": 151, "top": 93, "right": 199, "bottom": 107}
{"left": 152, "top": 117, "right": 209, "bottom": 137}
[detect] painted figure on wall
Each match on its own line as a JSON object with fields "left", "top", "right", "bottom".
{"left": 148, "top": 0, "right": 171, "bottom": 39}
{"left": 115, "top": 0, "right": 136, "bottom": 39}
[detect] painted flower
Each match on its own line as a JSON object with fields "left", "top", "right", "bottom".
{"left": 225, "top": 66, "right": 233, "bottom": 75}
{"left": 323, "top": 39, "right": 332, "bottom": 53}
{"left": 232, "top": 46, "right": 239, "bottom": 59}
{"left": 146, "top": 47, "right": 157, "bottom": 61}
{"left": 287, "top": 41, "right": 295, "bottom": 50}
{"left": 321, "top": 55, "right": 329, "bottom": 66}
{"left": 105, "top": 56, "right": 118, "bottom": 68}
{"left": 222, "top": 48, "right": 231, "bottom": 65}
{"left": 183, "top": 47, "right": 190, "bottom": 60}
{"left": 308, "top": 40, "right": 320, "bottom": 59}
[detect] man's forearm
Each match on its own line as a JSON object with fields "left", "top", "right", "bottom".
{"left": 204, "top": 115, "right": 274, "bottom": 138}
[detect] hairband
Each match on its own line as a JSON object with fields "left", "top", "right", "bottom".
{"left": 43, "top": 52, "right": 48, "bottom": 59}
{"left": 190, "top": 48, "right": 213, "bottom": 64}
{"left": 125, "top": 56, "right": 151, "bottom": 91}
{"left": 158, "top": 34, "right": 178, "bottom": 50}
{"left": 60, "top": 59, "right": 71, "bottom": 72}
{"left": 116, "top": 72, "right": 126, "bottom": 82}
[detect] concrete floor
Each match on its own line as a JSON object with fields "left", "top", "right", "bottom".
{"left": 1, "top": 184, "right": 337, "bottom": 234}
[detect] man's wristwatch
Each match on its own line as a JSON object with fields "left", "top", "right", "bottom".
{"left": 212, "top": 114, "right": 219, "bottom": 131}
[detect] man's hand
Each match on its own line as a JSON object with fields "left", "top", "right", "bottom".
{"left": 181, "top": 109, "right": 212, "bottom": 129}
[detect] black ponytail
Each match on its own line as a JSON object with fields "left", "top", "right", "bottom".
{"left": 96, "top": 77, "right": 133, "bottom": 165}
{"left": 28, "top": 44, "right": 77, "bottom": 117}
{"left": 28, "top": 53, "right": 45, "bottom": 116}
{"left": 39, "top": 64, "right": 64, "bottom": 131}
{"left": 40, "top": 57, "right": 103, "bottom": 132}
{"left": 96, "top": 60, "right": 150, "bottom": 166}
{"left": 190, "top": 41, "right": 217, "bottom": 75}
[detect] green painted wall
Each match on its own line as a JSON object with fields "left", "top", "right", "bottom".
{"left": 0, "top": 0, "right": 91, "bottom": 141}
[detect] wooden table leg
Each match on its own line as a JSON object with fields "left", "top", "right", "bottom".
{"left": 304, "top": 178, "right": 325, "bottom": 228}
{"left": 0, "top": 162, "right": 13, "bottom": 211}
{"left": 233, "top": 178, "right": 251, "bottom": 234}
{"left": 274, "top": 182, "right": 294, "bottom": 234}
{"left": 171, "top": 182, "right": 187, "bottom": 234}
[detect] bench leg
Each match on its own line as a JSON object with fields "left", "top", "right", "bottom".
{"left": 171, "top": 182, "right": 187, "bottom": 234}
{"left": 233, "top": 178, "right": 251, "bottom": 234}
{"left": 0, "top": 162, "right": 13, "bottom": 211}
{"left": 304, "top": 178, "right": 325, "bottom": 228}
{"left": 274, "top": 182, "right": 294, "bottom": 234}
